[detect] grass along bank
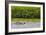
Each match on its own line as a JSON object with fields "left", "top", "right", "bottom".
{"left": 11, "top": 18, "right": 40, "bottom": 23}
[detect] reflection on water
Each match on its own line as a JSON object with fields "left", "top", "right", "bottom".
{"left": 11, "top": 22, "right": 40, "bottom": 29}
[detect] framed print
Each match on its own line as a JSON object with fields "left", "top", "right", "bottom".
{"left": 5, "top": 1, "right": 45, "bottom": 35}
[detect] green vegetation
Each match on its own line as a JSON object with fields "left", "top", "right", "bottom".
{"left": 11, "top": 6, "right": 40, "bottom": 22}
{"left": 12, "top": 18, "right": 40, "bottom": 22}
{"left": 11, "top": 6, "right": 40, "bottom": 18}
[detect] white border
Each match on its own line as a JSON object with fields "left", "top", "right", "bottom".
{"left": 8, "top": 3, "right": 43, "bottom": 32}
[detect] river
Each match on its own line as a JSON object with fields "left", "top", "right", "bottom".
{"left": 11, "top": 22, "right": 40, "bottom": 29}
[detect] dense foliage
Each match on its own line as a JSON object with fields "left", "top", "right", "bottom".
{"left": 11, "top": 6, "right": 40, "bottom": 19}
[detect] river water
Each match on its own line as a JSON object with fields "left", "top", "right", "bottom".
{"left": 11, "top": 22, "right": 40, "bottom": 29}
